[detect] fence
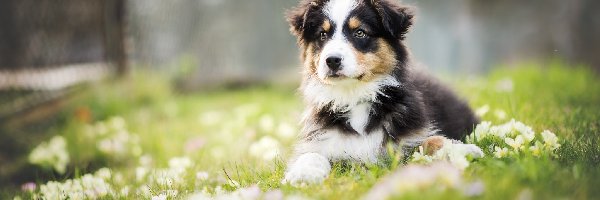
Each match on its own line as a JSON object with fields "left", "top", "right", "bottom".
{"left": 0, "top": 0, "right": 127, "bottom": 118}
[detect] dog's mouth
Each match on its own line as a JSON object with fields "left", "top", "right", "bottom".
{"left": 324, "top": 72, "right": 366, "bottom": 82}
{"left": 326, "top": 71, "right": 345, "bottom": 78}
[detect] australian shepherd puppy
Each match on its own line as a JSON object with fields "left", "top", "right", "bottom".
{"left": 283, "top": 0, "right": 480, "bottom": 184}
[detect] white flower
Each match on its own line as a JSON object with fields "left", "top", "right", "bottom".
{"left": 505, "top": 135, "right": 525, "bottom": 150}
{"left": 36, "top": 169, "right": 114, "bottom": 200}
{"left": 249, "top": 136, "right": 281, "bottom": 161}
{"left": 95, "top": 168, "right": 112, "bottom": 180}
{"left": 410, "top": 146, "right": 433, "bottom": 164}
{"left": 169, "top": 157, "right": 193, "bottom": 172}
{"left": 411, "top": 138, "right": 484, "bottom": 169}
{"left": 529, "top": 142, "right": 543, "bottom": 157}
{"left": 259, "top": 115, "right": 275, "bottom": 132}
{"left": 148, "top": 157, "right": 194, "bottom": 188}
{"left": 513, "top": 121, "right": 535, "bottom": 142}
{"left": 490, "top": 121, "right": 512, "bottom": 138}
{"left": 494, "top": 146, "right": 509, "bottom": 158}
{"left": 153, "top": 170, "right": 177, "bottom": 187}
{"left": 541, "top": 130, "right": 560, "bottom": 150}
{"left": 108, "top": 116, "right": 127, "bottom": 131}
{"left": 28, "top": 136, "right": 70, "bottom": 174}
{"left": 196, "top": 171, "right": 209, "bottom": 181}
{"left": 473, "top": 121, "right": 492, "bottom": 141}
{"left": 139, "top": 154, "right": 153, "bottom": 167}
{"left": 96, "top": 130, "right": 140, "bottom": 157}
{"left": 475, "top": 105, "right": 490, "bottom": 117}
{"left": 136, "top": 167, "right": 149, "bottom": 182}
{"left": 494, "top": 109, "right": 507, "bottom": 120}
{"left": 431, "top": 140, "right": 484, "bottom": 169}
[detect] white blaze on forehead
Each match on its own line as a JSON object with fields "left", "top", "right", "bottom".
{"left": 324, "top": 0, "right": 358, "bottom": 31}
{"left": 318, "top": 0, "right": 359, "bottom": 81}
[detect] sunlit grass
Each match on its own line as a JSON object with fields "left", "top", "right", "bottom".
{"left": 5, "top": 62, "right": 600, "bottom": 199}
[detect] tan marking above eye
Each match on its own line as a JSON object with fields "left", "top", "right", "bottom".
{"left": 348, "top": 17, "right": 361, "bottom": 30}
{"left": 322, "top": 20, "right": 331, "bottom": 32}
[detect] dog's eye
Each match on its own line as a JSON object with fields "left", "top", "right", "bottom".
{"left": 354, "top": 30, "right": 367, "bottom": 38}
{"left": 320, "top": 32, "right": 328, "bottom": 41}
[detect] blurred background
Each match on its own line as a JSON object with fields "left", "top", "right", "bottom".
{"left": 0, "top": 0, "right": 599, "bottom": 188}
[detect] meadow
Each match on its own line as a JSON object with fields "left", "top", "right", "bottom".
{"left": 4, "top": 61, "right": 600, "bottom": 200}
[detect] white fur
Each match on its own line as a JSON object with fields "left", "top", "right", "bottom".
{"left": 302, "top": 75, "right": 400, "bottom": 111}
{"left": 318, "top": 0, "right": 361, "bottom": 81}
{"left": 295, "top": 129, "right": 386, "bottom": 163}
{"left": 283, "top": 153, "right": 331, "bottom": 186}
{"left": 324, "top": 0, "right": 357, "bottom": 25}
{"left": 348, "top": 103, "right": 371, "bottom": 135}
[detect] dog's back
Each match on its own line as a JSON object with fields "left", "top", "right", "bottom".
{"left": 408, "top": 70, "right": 479, "bottom": 140}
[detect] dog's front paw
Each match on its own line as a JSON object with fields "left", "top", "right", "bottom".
{"left": 282, "top": 153, "right": 331, "bottom": 186}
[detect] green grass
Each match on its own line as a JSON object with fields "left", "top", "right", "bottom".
{"left": 4, "top": 62, "right": 600, "bottom": 199}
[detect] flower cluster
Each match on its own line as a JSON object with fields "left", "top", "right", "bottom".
{"left": 136, "top": 156, "right": 195, "bottom": 199}
{"left": 33, "top": 168, "right": 114, "bottom": 200}
{"left": 198, "top": 105, "right": 298, "bottom": 162}
{"left": 85, "top": 116, "right": 142, "bottom": 159}
{"left": 28, "top": 136, "right": 70, "bottom": 174}
{"left": 409, "top": 139, "right": 484, "bottom": 169}
{"left": 466, "top": 119, "right": 561, "bottom": 158}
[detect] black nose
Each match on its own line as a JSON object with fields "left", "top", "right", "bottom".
{"left": 326, "top": 56, "right": 342, "bottom": 71}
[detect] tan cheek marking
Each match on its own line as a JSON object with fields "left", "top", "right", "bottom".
{"left": 322, "top": 20, "right": 331, "bottom": 32}
{"left": 303, "top": 44, "right": 318, "bottom": 75}
{"left": 354, "top": 39, "right": 398, "bottom": 81}
{"left": 348, "top": 17, "right": 361, "bottom": 30}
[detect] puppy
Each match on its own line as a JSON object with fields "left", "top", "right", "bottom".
{"left": 283, "top": 0, "right": 480, "bottom": 185}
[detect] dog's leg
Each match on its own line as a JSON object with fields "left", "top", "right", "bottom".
{"left": 422, "top": 135, "right": 446, "bottom": 155}
{"left": 282, "top": 152, "right": 331, "bottom": 186}
{"left": 422, "top": 135, "right": 484, "bottom": 157}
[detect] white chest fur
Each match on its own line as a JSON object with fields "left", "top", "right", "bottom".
{"left": 347, "top": 103, "right": 371, "bottom": 135}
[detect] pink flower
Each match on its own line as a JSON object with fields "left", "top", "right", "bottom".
{"left": 21, "top": 182, "right": 36, "bottom": 192}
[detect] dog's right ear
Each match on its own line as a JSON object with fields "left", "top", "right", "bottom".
{"left": 286, "top": 1, "right": 321, "bottom": 38}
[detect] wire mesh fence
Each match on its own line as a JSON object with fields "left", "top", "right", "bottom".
{"left": 0, "top": 0, "right": 126, "bottom": 118}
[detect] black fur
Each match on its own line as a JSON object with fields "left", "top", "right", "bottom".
{"left": 311, "top": 68, "right": 478, "bottom": 141}
{"left": 315, "top": 103, "right": 360, "bottom": 135}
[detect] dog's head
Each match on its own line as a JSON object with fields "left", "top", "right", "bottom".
{"left": 287, "top": 0, "right": 413, "bottom": 85}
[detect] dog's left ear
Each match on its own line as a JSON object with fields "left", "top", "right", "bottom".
{"left": 369, "top": 0, "right": 414, "bottom": 40}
